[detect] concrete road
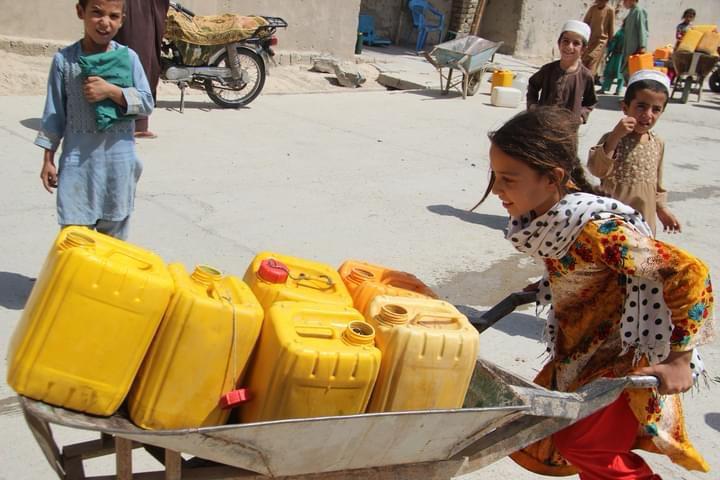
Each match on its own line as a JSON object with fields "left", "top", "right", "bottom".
{"left": 1, "top": 85, "right": 718, "bottom": 479}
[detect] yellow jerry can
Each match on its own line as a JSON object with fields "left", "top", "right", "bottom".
{"left": 491, "top": 69, "right": 514, "bottom": 90}
{"left": 7, "top": 227, "right": 173, "bottom": 416}
{"left": 244, "top": 252, "right": 352, "bottom": 312}
{"left": 677, "top": 28, "right": 704, "bottom": 52}
{"left": 241, "top": 302, "right": 381, "bottom": 422}
{"left": 364, "top": 296, "right": 480, "bottom": 413}
{"left": 128, "top": 264, "right": 264, "bottom": 429}
{"left": 338, "top": 259, "right": 437, "bottom": 298}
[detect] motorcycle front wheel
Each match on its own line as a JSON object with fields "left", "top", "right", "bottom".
{"left": 709, "top": 68, "right": 720, "bottom": 93}
{"left": 205, "top": 49, "right": 266, "bottom": 108}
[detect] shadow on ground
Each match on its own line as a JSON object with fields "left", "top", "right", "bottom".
{"left": 427, "top": 204, "right": 507, "bottom": 231}
{"left": 20, "top": 118, "right": 42, "bottom": 132}
{"left": 705, "top": 412, "right": 720, "bottom": 432}
{"left": 156, "top": 100, "right": 233, "bottom": 112}
{"left": 455, "top": 304, "right": 542, "bottom": 340}
{"left": 0, "top": 272, "right": 35, "bottom": 310}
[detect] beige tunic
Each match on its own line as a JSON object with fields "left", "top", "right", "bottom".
{"left": 582, "top": 4, "right": 615, "bottom": 76}
{"left": 587, "top": 132, "right": 667, "bottom": 235}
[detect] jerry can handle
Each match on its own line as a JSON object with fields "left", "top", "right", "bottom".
{"left": 411, "top": 311, "right": 463, "bottom": 325}
{"left": 108, "top": 251, "right": 154, "bottom": 271}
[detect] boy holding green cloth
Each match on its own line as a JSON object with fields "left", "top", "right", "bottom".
{"left": 36, "top": 0, "right": 154, "bottom": 240}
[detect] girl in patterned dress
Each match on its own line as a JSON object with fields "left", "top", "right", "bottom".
{"left": 473, "top": 106, "right": 713, "bottom": 479}
{"left": 588, "top": 69, "right": 680, "bottom": 236}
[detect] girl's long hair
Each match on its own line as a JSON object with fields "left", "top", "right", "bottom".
{"left": 471, "top": 106, "right": 599, "bottom": 212}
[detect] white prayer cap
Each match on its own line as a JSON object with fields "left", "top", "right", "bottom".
{"left": 628, "top": 69, "right": 671, "bottom": 94}
{"left": 560, "top": 20, "right": 591, "bottom": 43}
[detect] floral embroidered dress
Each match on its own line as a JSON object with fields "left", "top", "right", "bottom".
{"left": 511, "top": 217, "right": 713, "bottom": 476}
{"left": 588, "top": 131, "right": 666, "bottom": 235}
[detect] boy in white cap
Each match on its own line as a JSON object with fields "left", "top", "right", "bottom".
{"left": 527, "top": 20, "right": 598, "bottom": 123}
{"left": 588, "top": 69, "right": 680, "bottom": 235}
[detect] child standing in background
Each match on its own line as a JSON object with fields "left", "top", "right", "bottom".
{"left": 36, "top": 0, "right": 154, "bottom": 240}
{"left": 582, "top": 0, "right": 615, "bottom": 81}
{"left": 675, "top": 8, "right": 697, "bottom": 48}
{"left": 588, "top": 70, "right": 680, "bottom": 235}
{"left": 620, "top": 0, "right": 649, "bottom": 79}
{"left": 527, "top": 20, "right": 598, "bottom": 124}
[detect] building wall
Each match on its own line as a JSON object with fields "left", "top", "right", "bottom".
{"left": 478, "top": 0, "right": 523, "bottom": 55}
{"left": 512, "top": 0, "right": 720, "bottom": 61}
{"left": 0, "top": 0, "right": 362, "bottom": 58}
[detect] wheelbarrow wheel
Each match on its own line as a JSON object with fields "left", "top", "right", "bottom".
{"left": 709, "top": 68, "right": 720, "bottom": 93}
{"left": 467, "top": 72, "right": 483, "bottom": 96}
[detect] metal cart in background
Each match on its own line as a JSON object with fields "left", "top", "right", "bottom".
{"left": 423, "top": 36, "right": 503, "bottom": 99}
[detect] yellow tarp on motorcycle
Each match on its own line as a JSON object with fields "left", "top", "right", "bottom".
{"left": 165, "top": 10, "right": 269, "bottom": 46}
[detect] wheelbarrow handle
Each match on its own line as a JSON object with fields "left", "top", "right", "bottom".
{"left": 626, "top": 373, "right": 698, "bottom": 389}
{"left": 471, "top": 290, "right": 537, "bottom": 334}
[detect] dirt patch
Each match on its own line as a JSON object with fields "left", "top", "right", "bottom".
{"left": 0, "top": 49, "right": 384, "bottom": 97}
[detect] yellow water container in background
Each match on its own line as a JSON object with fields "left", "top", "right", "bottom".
{"left": 244, "top": 252, "right": 353, "bottom": 312}
{"left": 696, "top": 31, "right": 720, "bottom": 55}
{"left": 677, "top": 28, "right": 704, "bottom": 52}
{"left": 628, "top": 53, "right": 654, "bottom": 75}
{"left": 690, "top": 24, "right": 718, "bottom": 34}
{"left": 653, "top": 46, "right": 673, "bottom": 60}
{"left": 7, "top": 227, "right": 173, "bottom": 415}
{"left": 241, "top": 302, "right": 381, "bottom": 422}
{"left": 128, "top": 264, "right": 264, "bottom": 430}
{"left": 364, "top": 296, "right": 480, "bottom": 413}
{"left": 338, "top": 259, "right": 437, "bottom": 298}
{"left": 491, "top": 69, "right": 514, "bottom": 90}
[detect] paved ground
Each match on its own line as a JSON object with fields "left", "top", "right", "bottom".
{"left": 0, "top": 49, "right": 718, "bottom": 479}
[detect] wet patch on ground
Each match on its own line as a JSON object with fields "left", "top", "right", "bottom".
{"left": 0, "top": 396, "right": 20, "bottom": 417}
{"left": 432, "top": 254, "right": 544, "bottom": 308}
{"left": 668, "top": 185, "right": 720, "bottom": 202}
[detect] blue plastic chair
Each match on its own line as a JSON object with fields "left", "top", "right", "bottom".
{"left": 358, "top": 14, "right": 392, "bottom": 46}
{"left": 408, "top": 0, "right": 445, "bottom": 52}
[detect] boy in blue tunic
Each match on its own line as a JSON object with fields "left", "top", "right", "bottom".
{"left": 36, "top": 0, "right": 154, "bottom": 240}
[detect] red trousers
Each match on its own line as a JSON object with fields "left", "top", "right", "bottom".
{"left": 553, "top": 395, "right": 661, "bottom": 480}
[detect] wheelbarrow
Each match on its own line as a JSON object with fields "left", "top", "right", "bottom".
{"left": 18, "top": 292, "right": 661, "bottom": 480}
{"left": 671, "top": 50, "right": 719, "bottom": 103}
{"left": 422, "top": 36, "right": 503, "bottom": 99}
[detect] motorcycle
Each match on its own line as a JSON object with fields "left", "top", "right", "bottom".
{"left": 162, "top": 2, "right": 287, "bottom": 110}
{"left": 709, "top": 62, "right": 720, "bottom": 93}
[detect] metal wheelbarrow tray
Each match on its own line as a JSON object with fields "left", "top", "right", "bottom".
{"left": 20, "top": 365, "right": 654, "bottom": 479}
{"left": 19, "top": 292, "right": 659, "bottom": 479}
{"left": 423, "top": 36, "right": 503, "bottom": 99}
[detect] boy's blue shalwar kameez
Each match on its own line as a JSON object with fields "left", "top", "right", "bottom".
{"left": 35, "top": 41, "right": 154, "bottom": 238}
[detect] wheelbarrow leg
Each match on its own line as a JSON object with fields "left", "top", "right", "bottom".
{"left": 444, "top": 68, "right": 453, "bottom": 95}
{"left": 165, "top": 450, "right": 182, "bottom": 480}
{"left": 115, "top": 437, "right": 133, "bottom": 480}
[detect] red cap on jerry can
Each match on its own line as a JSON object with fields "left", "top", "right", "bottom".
{"left": 220, "top": 388, "right": 251, "bottom": 409}
{"left": 257, "top": 258, "right": 289, "bottom": 283}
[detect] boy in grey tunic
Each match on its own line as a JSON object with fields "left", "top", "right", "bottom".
{"left": 36, "top": 0, "right": 153, "bottom": 240}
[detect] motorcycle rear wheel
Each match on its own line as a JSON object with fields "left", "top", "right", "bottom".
{"left": 205, "top": 49, "right": 266, "bottom": 108}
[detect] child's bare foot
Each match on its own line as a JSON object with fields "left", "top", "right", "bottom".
{"left": 135, "top": 131, "right": 158, "bottom": 139}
